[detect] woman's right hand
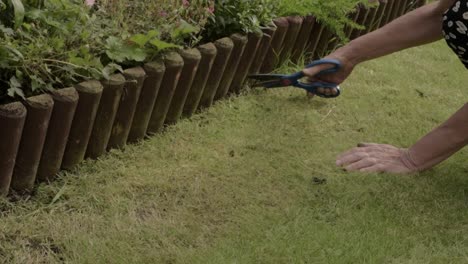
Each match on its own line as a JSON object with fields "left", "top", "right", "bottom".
{"left": 302, "top": 52, "right": 356, "bottom": 97}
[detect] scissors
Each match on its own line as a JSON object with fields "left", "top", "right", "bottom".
{"left": 248, "top": 59, "right": 342, "bottom": 98}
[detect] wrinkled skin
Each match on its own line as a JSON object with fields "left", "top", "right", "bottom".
{"left": 336, "top": 143, "right": 416, "bottom": 174}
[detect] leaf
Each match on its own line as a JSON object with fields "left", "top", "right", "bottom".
{"left": 30, "top": 74, "right": 45, "bottom": 91}
{"left": 129, "top": 33, "right": 150, "bottom": 47}
{"left": 149, "top": 39, "right": 179, "bottom": 51}
{"left": 171, "top": 19, "right": 199, "bottom": 40}
{"left": 7, "top": 76, "right": 25, "bottom": 99}
{"left": 10, "top": 0, "right": 25, "bottom": 29}
{"left": 0, "top": 24, "right": 14, "bottom": 36}
{"left": 102, "top": 63, "right": 123, "bottom": 80}
{"left": 131, "top": 47, "right": 147, "bottom": 62}
{"left": 49, "top": 183, "right": 67, "bottom": 205}
{"left": 146, "top": 30, "right": 159, "bottom": 39}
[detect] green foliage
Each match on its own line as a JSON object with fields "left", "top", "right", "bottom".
{"left": 203, "top": 0, "right": 276, "bottom": 41}
{"left": 276, "top": 0, "right": 376, "bottom": 40}
{"left": 0, "top": 0, "right": 206, "bottom": 102}
{"left": 0, "top": 0, "right": 385, "bottom": 102}
{"left": 96, "top": 0, "right": 215, "bottom": 46}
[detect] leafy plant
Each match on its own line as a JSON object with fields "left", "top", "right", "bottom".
{"left": 203, "top": 0, "right": 276, "bottom": 41}
{"left": 276, "top": 0, "right": 377, "bottom": 41}
{"left": 96, "top": 0, "right": 215, "bottom": 46}
{"left": 0, "top": 0, "right": 211, "bottom": 102}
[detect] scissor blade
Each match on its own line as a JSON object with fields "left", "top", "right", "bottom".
{"left": 250, "top": 79, "right": 283, "bottom": 88}
{"left": 248, "top": 74, "right": 284, "bottom": 82}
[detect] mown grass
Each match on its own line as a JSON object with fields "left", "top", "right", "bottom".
{"left": 1, "top": 41, "right": 468, "bottom": 263}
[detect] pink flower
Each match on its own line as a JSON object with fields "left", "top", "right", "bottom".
{"left": 159, "top": 11, "right": 168, "bottom": 17}
{"left": 85, "top": 0, "right": 95, "bottom": 7}
{"left": 182, "top": 0, "right": 189, "bottom": 7}
{"left": 207, "top": 6, "right": 214, "bottom": 14}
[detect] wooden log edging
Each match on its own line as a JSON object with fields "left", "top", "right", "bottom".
{"left": 86, "top": 74, "right": 125, "bottom": 159}
{"left": 37, "top": 88, "right": 79, "bottom": 182}
{"left": 165, "top": 48, "right": 202, "bottom": 125}
{"left": 62, "top": 80, "right": 103, "bottom": 170}
{"left": 229, "top": 31, "right": 263, "bottom": 95}
{"left": 214, "top": 33, "right": 248, "bottom": 101}
{"left": 0, "top": 102, "right": 26, "bottom": 196}
{"left": 279, "top": 16, "right": 304, "bottom": 65}
{"left": 11, "top": 94, "right": 54, "bottom": 194}
{"left": 291, "top": 16, "right": 316, "bottom": 63}
{"left": 198, "top": 37, "right": 234, "bottom": 109}
{"left": 260, "top": 17, "right": 289, "bottom": 73}
{"left": 127, "top": 61, "right": 165, "bottom": 143}
{"left": 108, "top": 67, "right": 146, "bottom": 150}
{"left": 183, "top": 43, "right": 217, "bottom": 118}
{"left": 249, "top": 26, "right": 276, "bottom": 75}
{"left": 147, "top": 52, "right": 184, "bottom": 134}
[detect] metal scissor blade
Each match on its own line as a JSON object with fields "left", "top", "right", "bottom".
{"left": 248, "top": 74, "right": 291, "bottom": 88}
{"left": 251, "top": 79, "right": 284, "bottom": 88}
{"left": 248, "top": 74, "right": 283, "bottom": 81}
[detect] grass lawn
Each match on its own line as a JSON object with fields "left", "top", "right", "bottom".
{"left": 2, "top": 41, "right": 468, "bottom": 263}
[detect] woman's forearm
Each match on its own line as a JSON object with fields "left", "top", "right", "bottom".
{"left": 402, "top": 103, "right": 468, "bottom": 171}
{"left": 339, "top": 1, "right": 449, "bottom": 65}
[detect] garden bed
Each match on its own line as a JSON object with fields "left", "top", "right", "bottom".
{"left": 0, "top": 0, "right": 424, "bottom": 196}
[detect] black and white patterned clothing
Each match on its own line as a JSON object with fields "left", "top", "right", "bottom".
{"left": 443, "top": 0, "right": 468, "bottom": 68}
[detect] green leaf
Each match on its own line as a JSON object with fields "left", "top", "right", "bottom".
{"left": 129, "top": 34, "right": 150, "bottom": 47}
{"left": 171, "top": 19, "right": 199, "bottom": 40}
{"left": 149, "top": 39, "right": 179, "bottom": 51}
{"left": 102, "top": 63, "right": 123, "bottom": 80}
{"left": 131, "top": 48, "right": 147, "bottom": 62}
{"left": 30, "top": 75, "right": 45, "bottom": 91}
{"left": 146, "top": 30, "right": 159, "bottom": 39}
{"left": 0, "top": 24, "right": 14, "bottom": 36}
{"left": 7, "top": 76, "right": 25, "bottom": 99}
{"left": 10, "top": 0, "right": 25, "bottom": 29}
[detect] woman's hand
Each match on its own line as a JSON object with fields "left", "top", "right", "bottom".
{"left": 336, "top": 143, "right": 417, "bottom": 174}
{"left": 303, "top": 53, "right": 356, "bottom": 97}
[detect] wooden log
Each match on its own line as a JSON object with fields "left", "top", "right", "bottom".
{"left": 37, "top": 88, "right": 78, "bottom": 182}
{"left": 11, "top": 94, "right": 54, "bottom": 193}
{"left": 0, "top": 102, "right": 26, "bottom": 196}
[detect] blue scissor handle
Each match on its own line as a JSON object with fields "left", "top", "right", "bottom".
{"left": 287, "top": 59, "right": 342, "bottom": 98}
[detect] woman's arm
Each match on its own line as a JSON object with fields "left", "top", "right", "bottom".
{"left": 342, "top": 0, "right": 456, "bottom": 65}
{"left": 303, "top": 0, "right": 456, "bottom": 95}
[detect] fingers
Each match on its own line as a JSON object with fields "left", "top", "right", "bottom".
{"left": 336, "top": 143, "right": 414, "bottom": 174}
{"left": 315, "top": 87, "right": 338, "bottom": 96}
{"left": 336, "top": 150, "right": 368, "bottom": 167}
{"left": 307, "top": 91, "right": 315, "bottom": 98}
{"left": 360, "top": 161, "right": 412, "bottom": 174}
{"left": 357, "top": 142, "right": 397, "bottom": 149}
{"left": 303, "top": 63, "right": 334, "bottom": 79}
{"left": 343, "top": 157, "right": 377, "bottom": 171}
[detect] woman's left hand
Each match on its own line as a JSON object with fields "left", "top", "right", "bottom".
{"left": 336, "top": 143, "right": 417, "bottom": 174}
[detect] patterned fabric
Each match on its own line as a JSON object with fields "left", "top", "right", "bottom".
{"left": 443, "top": 0, "right": 468, "bottom": 68}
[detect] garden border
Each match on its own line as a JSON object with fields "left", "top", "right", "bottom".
{"left": 0, "top": 1, "right": 423, "bottom": 196}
